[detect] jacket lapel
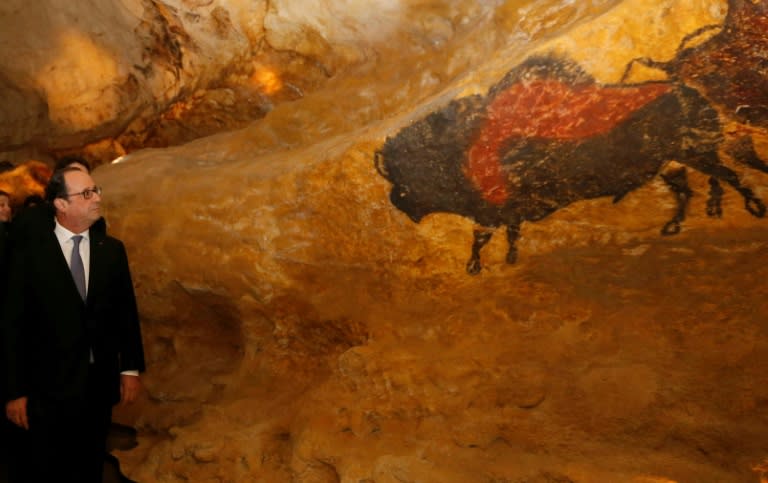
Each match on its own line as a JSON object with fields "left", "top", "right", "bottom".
{"left": 87, "top": 231, "right": 107, "bottom": 308}
{"left": 44, "top": 230, "right": 85, "bottom": 305}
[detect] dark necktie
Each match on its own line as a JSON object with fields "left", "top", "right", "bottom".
{"left": 70, "top": 235, "right": 86, "bottom": 301}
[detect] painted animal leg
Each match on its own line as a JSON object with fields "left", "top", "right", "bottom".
{"left": 683, "top": 153, "right": 766, "bottom": 218}
{"left": 660, "top": 167, "right": 693, "bottom": 235}
{"left": 466, "top": 229, "right": 493, "bottom": 275}
{"left": 706, "top": 177, "right": 724, "bottom": 218}
{"left": 506, "top": 223, "right": 521, "bottom": 264}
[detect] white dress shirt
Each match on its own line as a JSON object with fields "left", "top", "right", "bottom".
{"left": 54, "top": 219, "right": 90, "bottom": 295}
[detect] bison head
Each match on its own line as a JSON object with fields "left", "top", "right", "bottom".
{"left": 375, "top": 95, "right": 489, "bottom": 223}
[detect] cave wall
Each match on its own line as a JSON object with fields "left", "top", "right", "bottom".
{"left": 90, "top": 0, "right": 768, "bottom": 482}
{"left": 3, "top": 0, "right": 768, "bottom": 482}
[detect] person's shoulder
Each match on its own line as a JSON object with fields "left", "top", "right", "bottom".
{"left": 99, "top": 233, "right": 127, "bottom": 251}
{"left": 95, "top": 235, "right": 131, "bottom": 266}
{"left": 13, "top": 203, "right": 52, "bottom": 225}
{"left": 100, "top": 232, "right": 122, "bottom": 243}
{"left": 10, "top": 203, "right": 53, "bottom": 241}
{"left": 92, "top": 216, "right": 107, "bottom": 235}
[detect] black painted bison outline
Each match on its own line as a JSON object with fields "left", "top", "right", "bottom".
{"left": 376, "top": 49, "right": 767, "bottom": 275}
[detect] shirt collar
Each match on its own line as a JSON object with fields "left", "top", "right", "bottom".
{"left": 54, "top": 218, "right": 89, "bottom": 245}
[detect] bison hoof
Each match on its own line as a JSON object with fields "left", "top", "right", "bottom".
{"left": 746, "top": 198, "right": 766, "bottom": 218}
{"left": 706, "top": 199, "right": 723, "bottom": 218}
{"left": 466, "top": 258, "right": 482, "bottom": 275}
{"left": 661, "top": 220, "right": 681, "bottom": 236}
{"left": 506, "top": 249, "right": 518, "bottom": 265}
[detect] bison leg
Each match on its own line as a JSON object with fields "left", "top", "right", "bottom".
{"left": 466, "top": 229, "right": 493, "bottom": 275}
{"left": 683, "top": 153, "right": 767, "bottom": 218}
{"left": 745, "top": 193, "right": 766, "bottom": 217}
{"left": 660, "top": 167, "right": 693, "bottom": 235}
{"left": 506, "top": 223, "right": 520, "bottom": 264}
{"left": 706, "top": 177, "right": 724, "bottom": 218}
{"left": 724, "top": 137, "right": 768, "bottom": 216}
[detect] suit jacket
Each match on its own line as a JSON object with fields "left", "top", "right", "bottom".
{"left": 2, "top": 215, "right": 145, "bottom": 406}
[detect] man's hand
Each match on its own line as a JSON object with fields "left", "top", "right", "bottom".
{"left": 120, "top": 374, "right": 142, "bottom": 404}
{"left": 6, "top": 397, "right": 29, "bottom": 430}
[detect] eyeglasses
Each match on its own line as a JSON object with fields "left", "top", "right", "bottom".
{"left": 66, "top": 186, "right": 102, "bottom": 200}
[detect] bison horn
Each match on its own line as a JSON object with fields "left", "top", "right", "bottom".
{"left": 374, "top": 151, "right": 389, "bottom": 178}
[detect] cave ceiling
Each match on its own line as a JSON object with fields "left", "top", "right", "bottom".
{"left": 0, "top": 0, "right": 611, "bottom": 165}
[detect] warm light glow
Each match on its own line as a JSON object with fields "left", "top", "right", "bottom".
{"left": 0, "top": 161, "right": 52, "bottom": 209}
{"left": 632, "top": 477, "right": 679, "bottom": 483}
{"left": 37, "top": 30, "right": 121, "bottom": 130}
{"left": 753, "top": 458, "right": 768, "bottom": 482}
{"left": 249, "top": 67, "right": 283, "bottom": 95}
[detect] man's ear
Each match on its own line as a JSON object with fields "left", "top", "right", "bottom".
{"left": 53, "top": 197, "right": 67, "bottom": 212}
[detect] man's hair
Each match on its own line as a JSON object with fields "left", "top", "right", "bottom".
{"left": 0, "top": 189, "right": 9, "bottom": 199}
{"left": 45, "top": 167, "right": 81, "bottom": 204}
{"left": 54, "top": 155, "right": 91, "bottom": 173}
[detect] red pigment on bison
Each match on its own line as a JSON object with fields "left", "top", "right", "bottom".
{"left": 466, "top": 79, "right": 673, "bottom": 205}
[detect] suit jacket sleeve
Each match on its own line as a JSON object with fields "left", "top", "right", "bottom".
{"left": 115, "top": 241, "right": 145, "bottom": 374}
{"left": 2, "top": 239, "right": 31, "bottom": 400}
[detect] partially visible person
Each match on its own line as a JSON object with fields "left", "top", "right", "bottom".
{"left": 0, "top": 189, "right": 11, "bottom": 224}
{"left": 3, "top": 167, "right": 145, "bottom": 482}
{"left": 0, "top": 190, "right": 10, "bottom": 481}
{"left": 21, "top": 194, "right": 43, "bottom": 210}
{"left": 0, "top": 189, "right": 12, "bottom": 274}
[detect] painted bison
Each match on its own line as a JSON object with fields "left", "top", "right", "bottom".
{"left": 621, "top": 3, "right": 768, "bottom": 217}
{"left": 375, "top": 54, "right": 768, "bottom": 274}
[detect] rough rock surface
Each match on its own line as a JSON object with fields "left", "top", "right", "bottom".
{"left": 4, "top": 0, "right": 768, "bottom": 482}
{"left": 1, "top": 0, "right": 584, "bottom": 163}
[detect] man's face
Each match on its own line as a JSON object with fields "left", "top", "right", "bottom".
{"left": 60, "top": 170, "right": 101, "bottom": 227}
{"left": 0, "top": 195, "right": 10, "bottom": 222}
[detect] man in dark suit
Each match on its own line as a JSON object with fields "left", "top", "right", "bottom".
{"left": 3, "top": 167, "right": 145, "bottom": 482}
